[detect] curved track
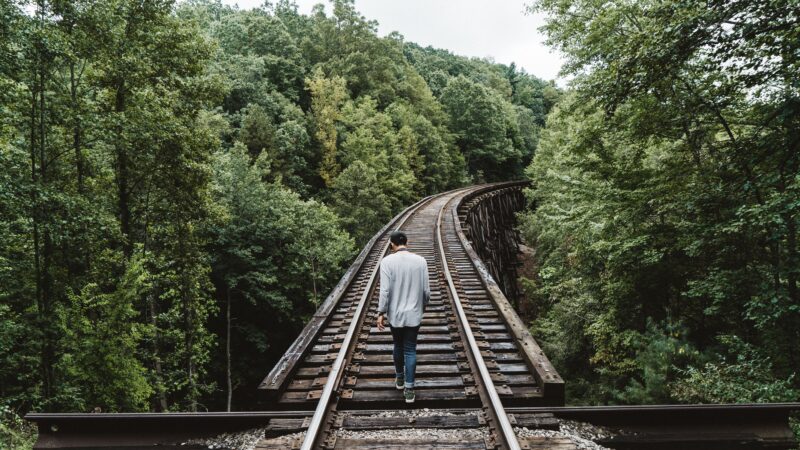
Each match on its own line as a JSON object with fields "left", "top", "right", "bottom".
{"left": 260, "top": 182, "right": 561, "bottom": 449}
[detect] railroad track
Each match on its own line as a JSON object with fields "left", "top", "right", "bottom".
{"left": 26, "top": 403, "right": 800, "bottom": 449}
{"left": 25, "top": 182, "right": 799, "bottom": 450}
{"left": 258, "top": 182, "right": 563, "bottom": 449}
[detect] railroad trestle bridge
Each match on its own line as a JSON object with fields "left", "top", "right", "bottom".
{"left": 26, "top": 182, "right": 800, "bottom": 449}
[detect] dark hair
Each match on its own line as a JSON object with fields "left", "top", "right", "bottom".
{"left": 390, "top": 231, "right": 407, "bottom": 246}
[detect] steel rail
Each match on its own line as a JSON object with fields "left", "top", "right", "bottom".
{"left": 299, "top": 192, "right": 443, "bottom": 450}
{"left": 435, "top": 193, "right": 521, "bottom": 450}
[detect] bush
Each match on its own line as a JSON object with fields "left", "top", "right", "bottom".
{"left": 615, "top": 321, "right": 700, "bottom": 404}
{"left": 0, "top": 406, "right": 36, "bottom": 450}
{"left": 671, "top": 335, "right": 798, "bottom": 404}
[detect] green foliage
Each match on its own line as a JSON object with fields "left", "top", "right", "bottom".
{"left": 307, "top": 68, "right": 349, "bottom": 186}
{"left": 0, "top": 405, "right": 37, "bottom": 450}
{"left": 440, "top": 76, "right": 522, "bottom": 181}
{"left": 616, "top": 321, "right": 700, "bottom": 405}
{"left": 671, "top": 336, "right": 799, "bottom": 404}
{"left": 791, "top": 417, "right": 800, "bottom": 449}
{"left": 59, "top": 279, "right": 152, "bottom": 412}
{"left": 208, "top": 143, "right": 353, "bottom": 407}
{"left": 522, "top": 0, "right": 800, "bottom": 404}
{"left": 385, "top": 101, "right": 466, "bottom": 194}
{"left": 214, "top": 9, "right": 304, "bottom": 100}
{"left": 211, "top": 143, "right": 354, "bottom": 313}
{"left": 331, "top": 161, "right": 393, "bottom": 245}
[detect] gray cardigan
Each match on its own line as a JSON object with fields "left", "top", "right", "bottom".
{"left": 377, "top": 250, "right": 431, "bottom": 328}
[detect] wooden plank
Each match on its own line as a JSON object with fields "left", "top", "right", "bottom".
{"left": 508, "top": 386, "right": 542, "bottom": 397}
{"left": 503, "top": 374, "right": 538, "bottom": 385}
{"left": 357, "top": 364, "right": 462, "bottom": 376}
{"left": 484, "top": 333, "right": 513, "bottom": 341}
{"left": 304, "top": 354, "right": 338, "bottom": 364}
{"left": 498, "top": 363, "right": 530, "bottom": 373}
{"left": 264, "top": 417, "right": 308, "bottom": 432}
{"left": 366, "top": 334, "right": 453, "bottom": 343}
{"left": 474, "top": 317, "right": 504, "bottom": 324}
{"left": 341, "top": 414, "right": 482, "bottom": 430}
{"left": 517, "top": 437, "right": 577, "bottom": 449}
{"left": 489, "top": 342, "right": 519, "bottom": 351}
{"left": 347, "top": 388, "right": 472, "bottom": 402}
{"left": 354, "top": 376, "right": 465, "bottom": 389}
{"left": 369, "top": 325, "right": 450, "bottom": 334}
{"left": 485, "top": 352, "right": 523, "bottom": 362}
{"left": 357, "top": 353, "right": 463, "bottom": 364}
{"left": 365, "top": 343, "right": 456, "bottom": 353}
{"left": 334, "top": 438, "right": 486, "bottom": 449}
{"left": 510, "top": 413, "right": 559, "bottom": 430}
{"left": 479, "top": 324, "right": 508, "bottom": 332}
{"left": 296, "top": 366, "right": 330, "bottom": 377}
{"left": 256, "top": 433, "right": 306, "bottom": 449}
{"left": 470, "top": 304, "right": 495, "bottom": 310}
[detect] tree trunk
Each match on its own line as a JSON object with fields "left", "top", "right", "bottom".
{"left": 148, "top": 290, "right": 169, "bottom": 412}
{"left": 785, "top": 214, "right": 798, "bottom": 304}
{"left": 226, "top": 287, "right": 232, "bottom": 412}
{"left": 114, "top": 80, "right": 132, "bottom": 258}
{"left": 29, "top": 84, "right": 48, "bottom": 401}
{"left": 310, "top": 260, "right": 318, "bottom": 305}
{"left": 36, "top": 31, "right": 56, "bottom": 402}
{"left": 180, "top": 234, "right": 198, "bottom": 412}
{"left": 70, "top": 62, "right": 84, "bottom": 193}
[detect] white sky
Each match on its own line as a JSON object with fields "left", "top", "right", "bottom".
{"left": 220, "top": 0, "right": 564, "bottom": 83}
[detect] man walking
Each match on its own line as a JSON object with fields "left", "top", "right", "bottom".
{"left": 376, "top": 231, "right": 431, "bottom": 404}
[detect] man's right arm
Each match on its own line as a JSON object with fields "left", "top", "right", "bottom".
{"left": 378, "top": 259, "right": 390, "bottom": 315}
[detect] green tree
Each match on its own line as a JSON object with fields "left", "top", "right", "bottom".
{"left": 306, "top": 67, "right": 348, "bottom": 186}
{"left": 209, "top": 143, "right": 352, "bottom": 410}
{"left": 59, "top": 276, "right": 152, "bottom": 412}
{"left": 213, "top": 9, "right": 304, "bottom": 100}
{"left": 331, "top": 161, "right": 392, "bottom": 245}
{"left": 330, "top": 97, "right": 418, "bottom": 242}
{"left": 522, "top": 0, "right": 800, "bottom": 403}
{"left": 89, "top": 0, "right": 223, "bottom": 411}
{"left": 672, "top": 336, "right": 798, "bottom": 404}
{"left": 386, "top": 101, "right": 465, "bottom": 194}
{"left": 440, "top": 75, "right": 522, "bottom": 181}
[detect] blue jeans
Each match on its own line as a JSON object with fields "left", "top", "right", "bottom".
{"left": 390, "top": 325, "right": 420, "bottom": 388}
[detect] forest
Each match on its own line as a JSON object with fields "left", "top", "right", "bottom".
{"left": 1, "top": 0, "right": 798, "bottom": 447}
{"left": 0, "top": 0, "right": 558, "bottom": 445}
{"left": 518, "top": 0, "right": 799, "bottom": 407}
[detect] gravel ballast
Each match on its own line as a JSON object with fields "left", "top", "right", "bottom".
{"left": 515, "top": 419, "right": 616, "bottom": 450}
{"left": 182, "top": 427, "right": 266, "bottom": 450}
{"left": 178, "top": 412, "right": 618, "bottom": 449}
